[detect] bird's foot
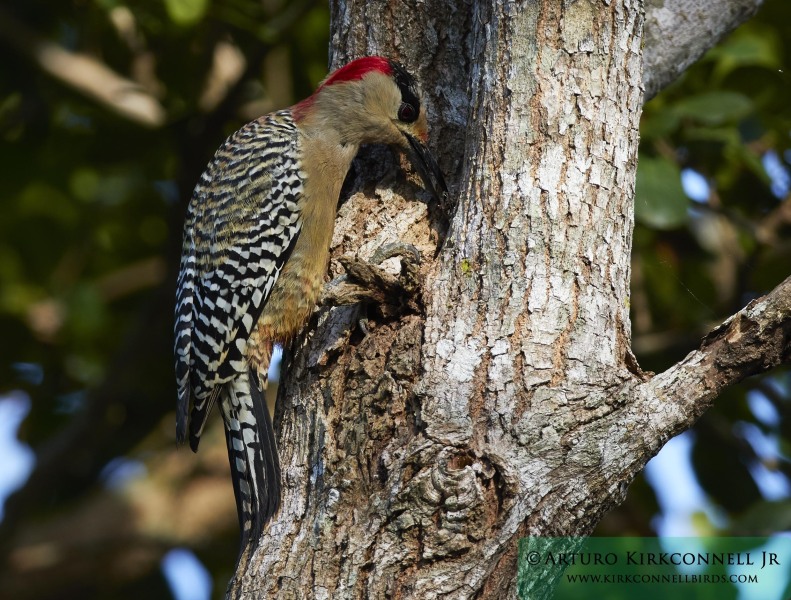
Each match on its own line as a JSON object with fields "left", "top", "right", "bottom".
{"left": 320, "top": 242, "right": 423, "bottom": 318}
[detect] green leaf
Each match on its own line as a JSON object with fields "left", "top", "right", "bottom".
{"left": 164, "top": 0, "right": 209, "bottom": 26}
{"left": 673, "top": 91, "right": 753, "bottom": 125}
{"left": 635, "top": 157, "right": 689, "bottom": 230}
{"left": 683, "top": 125, "right": 741, "bottom": 145}
{"left": 732, "top": 145, "right": 771, "bottom": 184}
{"left": 69, "top": 168, "right": 100, "bottom": 203}
{"left": 640, "top": 107, "right": 681, "bottom": 140}
{"left": 728, "top": 500, "right": 791, "bottom": 536}
{"left": 17, "top": 182, "right": 77, "bottom": 226}
{"left": 708, "top": 27, "right": 781, "bottom": 80}
{"left": 67, "top": 284, "right": 107, "bottom": 339}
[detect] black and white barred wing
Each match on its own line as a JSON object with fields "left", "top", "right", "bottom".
{"left": 174, "top": 112, "right": 304, "bottom": 449}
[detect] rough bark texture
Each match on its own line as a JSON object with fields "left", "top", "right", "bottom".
{"left": 229, "top": 0, "right": 789, "bottom": 598}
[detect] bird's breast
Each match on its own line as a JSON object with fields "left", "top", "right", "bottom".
{"left": 251, "top": 139, "right": 356, "bottom": 345}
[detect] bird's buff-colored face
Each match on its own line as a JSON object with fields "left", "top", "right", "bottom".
{"left": 360, "top": 70, "right": 448, "bottom": 203}
{"left": 307, "top": 65, "right": 448, "bottom": 203}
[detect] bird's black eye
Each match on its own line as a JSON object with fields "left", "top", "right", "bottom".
{"left": 398, "top": 102, "right": 418, "bottom": 123}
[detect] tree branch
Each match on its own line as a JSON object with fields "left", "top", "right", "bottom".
{"left": 643, "top": 0, "right": 765, "bottom": 100}
{"left": 638, "top": 274, "right": 791, "bottom": 442}
{"left": 496, "top": 275, "right": 791, "bottom": 598}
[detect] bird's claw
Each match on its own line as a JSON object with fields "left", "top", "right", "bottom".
{"left": 370, "top": 241, "right": 421, "bottom": 267}
{"left": 320, "top": 241, "right": 423, "bottom": 317}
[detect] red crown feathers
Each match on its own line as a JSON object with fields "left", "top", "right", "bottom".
{"left": 320, "top": 56, "right": 393, "bottom": 88}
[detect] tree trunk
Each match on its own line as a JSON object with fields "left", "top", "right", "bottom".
{"left": 230, "top": 0, "right": 789, "bottom": 598}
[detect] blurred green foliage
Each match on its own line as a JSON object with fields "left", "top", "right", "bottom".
{"left": 0, "top": 0, "right": 329, "bottom": 597}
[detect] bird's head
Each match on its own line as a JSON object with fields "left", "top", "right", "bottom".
{"left": 294, "top": 56, "right": 448, "bottom": 202}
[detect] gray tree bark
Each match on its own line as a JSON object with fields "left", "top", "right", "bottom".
{"left": 230, "top": 0, "right": 788, "bottom": 598}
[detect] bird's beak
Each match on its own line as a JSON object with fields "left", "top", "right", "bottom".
{"left": 404, "top": 133, "right": 448, "bottom": 203}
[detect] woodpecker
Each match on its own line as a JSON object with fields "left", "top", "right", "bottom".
{"left": 174, "top": 56, "right": 447, "bottom": 556}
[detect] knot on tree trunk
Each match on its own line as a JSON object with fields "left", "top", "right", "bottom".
{"left": 389, "top": 448, "right": 497, "bottom": 561}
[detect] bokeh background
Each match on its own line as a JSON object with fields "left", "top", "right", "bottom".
{"left": 0, "top": 0, "right": 789, "bottom": 598}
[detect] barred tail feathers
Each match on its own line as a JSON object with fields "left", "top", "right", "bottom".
{"left": 220, "top": 368, "right": 282, "bottom": 551}
{"left": 187, "top": 387, "right": 221, "bottom": 453}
